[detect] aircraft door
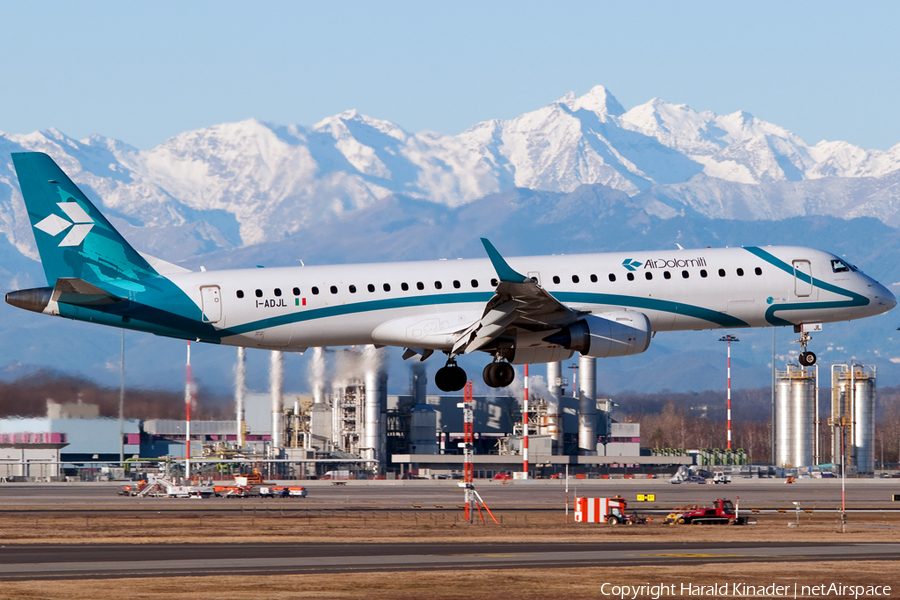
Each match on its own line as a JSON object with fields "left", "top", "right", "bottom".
{"left": 527, "top": 271, "right": 542, "bottom": 286}
{"left": 200, "top": 285, "right": 222, "bottom": 323}
{"left": 792, "top": 260, "right": 814, "bottom": 298}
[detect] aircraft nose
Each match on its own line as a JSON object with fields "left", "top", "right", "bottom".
{"left": 870, "top": 280, "right": 897, "bottom": 312}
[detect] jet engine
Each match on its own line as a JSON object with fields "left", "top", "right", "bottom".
{"left": 543, "top": 311, "right": 651, "bottom": 358}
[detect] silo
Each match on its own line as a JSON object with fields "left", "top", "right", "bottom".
{"left": 831, "top": 365, "right": 876, "bottom": 474}
{"left": 775, "top": 365, "right": 816, "bottom": 468}
{"left": 853, "top": 374, "right": 876, "bottom": 474}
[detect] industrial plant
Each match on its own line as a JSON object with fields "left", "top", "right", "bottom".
{"left": 0, "top": 345, "right": 883, "bottom": 481}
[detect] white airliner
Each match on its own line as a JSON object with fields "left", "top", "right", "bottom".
{"left": 6, "top": 152, "right": 896, "bottom": 391}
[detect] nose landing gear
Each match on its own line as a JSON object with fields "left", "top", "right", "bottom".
{"left": 796, "top": 331, "right": 817, "bottom": 366}
{"left": 435, "top": 357, "right": 467, "bottom": 392}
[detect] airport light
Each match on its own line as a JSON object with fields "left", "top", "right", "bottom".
{"left": 719, "top": 335, "right": 740, "bottom": 451}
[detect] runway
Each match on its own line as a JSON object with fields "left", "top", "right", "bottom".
{"left": 2, "top": 541, "right": 899, "bottom": 580}
{"left": 1, "top": 478, "right": 898, "bottom": 511}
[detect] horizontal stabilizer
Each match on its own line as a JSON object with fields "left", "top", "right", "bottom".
{"left": 52, "top": 278, "right": 124, "bottom": 306}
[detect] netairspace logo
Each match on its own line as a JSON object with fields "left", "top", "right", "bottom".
{"left": 599, "top": 581, "right": 892, "bottom": 599}
{"left": 35, "top": 200, "right": 94, "bottom": 247}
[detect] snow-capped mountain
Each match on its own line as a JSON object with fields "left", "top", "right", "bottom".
{"left": 4, "top": 86, "right": 900, "bottom": 395}
{"left": 2, "top": 85, "right": 900, "bottom": 263}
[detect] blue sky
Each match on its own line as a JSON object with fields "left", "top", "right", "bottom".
{"left": 2, "top": 1, "right": 899, "bottom": 150}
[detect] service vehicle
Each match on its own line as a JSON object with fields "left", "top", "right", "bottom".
{"left": 664, "top": 498, "right": 753, "bottom": 525}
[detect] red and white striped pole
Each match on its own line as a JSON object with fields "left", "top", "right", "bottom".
{"left": 727, "top": 341, "right": 732, "bottom": 450}
{"left": 523, "top": 364, "right": 529, "bottom": 480}
{"left": 719, "top": 335, "right": 739, "bottom": 451}
{"left": 185, "top": 341, "right": 193, "bottom": 480}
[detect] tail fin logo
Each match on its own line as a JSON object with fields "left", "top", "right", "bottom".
{"left": 35, "top": 201, "right": 95, "bottom": 248}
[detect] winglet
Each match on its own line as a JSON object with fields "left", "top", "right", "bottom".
{"left": 481, "top": 239, "right": 529, "bottom": 283}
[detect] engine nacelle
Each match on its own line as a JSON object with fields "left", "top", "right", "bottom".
{"left": 544, "top": 311, "right": 651, "bottom": 358}
{"left": 507, "top": 346, "right": 575, "bottom": 365}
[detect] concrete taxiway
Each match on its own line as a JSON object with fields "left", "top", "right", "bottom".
{"left": 1, "top": 541, "right": 899, "bottom": 580}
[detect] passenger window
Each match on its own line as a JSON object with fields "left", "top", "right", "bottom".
{"left": 645, "top": 272, "right": 653, "bottom": 280}
{"left": 552, "top": 276, "right": 560, "bottom": 284}
{"left": 590, "top": 274, "right": 598, "bottom": 283}
{"left": 255, "top": 289, "right": 263, "bottom": 298}
{"left": 274, "top": 288, "right": 282, "bottom": 297}
{"left": 383, "top": 283, "right": 391, "bottom": 292}
{"left": 663, "top": 271, "right": 671, "bottom": 280}
{"left": 401, "top": 282, "right": 409, "bottom": 291}
{"left": 700, "top": 270, "right": 708, "bottom": 278}
{"left": 682, "top": 270, "right": 689, "bottom": 279}
{"left": 292, "top": 287, "right": 300, "bottom": 296}
{"left": 627, "top": 273, "right": 634, "bottom": 281}
{"left": 718, "top": 269, "right": 726, "bottom": 277}
{"left": 367, "top": 284, "right": 375, "bottom": 293}
{"left": 471, "top": 279, "right": 479, "bottom": 288}
{"left": 755, "top": 267, "right": 762, "bottom": 276}
{"left": 490, "top": 278, "right": 498, "bottom": 287}
{"left": 736, "top": 268, "right": 744, "bottom": 277}
{"left": 349, "top": 285, "right": 357, "bottom": 293}
{"left": 236, "top": 290, "right": 244, "bottom": 298}
{"left": 453, "top": 280, "right": 461, "bottom": 289}
{"left": 330, "top": 286, "right": 338, "bottom": 294}
{"left": 311, "top": 287, "right": 319, "bottom": 295}
{"left": 434, "top": 281, "right": 443, "bottom": 290}
{"left": 416, "top": 282, "right": 424, "bottom": 290}
{"left": 572, "top": 275, "right": 580, "bottom": 283}
{"left": 608, "top": 274, "right": 616, "bottom": 282}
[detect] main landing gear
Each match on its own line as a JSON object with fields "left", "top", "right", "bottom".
{"left": 435, "top": 358, "right": 467, "bottom": 392}
{"left": 483, "top": 360, "right": 515, "bottom": 388}
{"left": 796, "top": 331, "right": 817, "bottom": 366}
{"left": 434, "top": 356, "right": 517, "bottom": 392}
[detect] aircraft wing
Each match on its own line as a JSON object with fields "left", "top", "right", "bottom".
{"left": 451, "top": 240, "right": 582, "bottom": 355}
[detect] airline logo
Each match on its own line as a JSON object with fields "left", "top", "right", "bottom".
{"left": 623, "top": 257, "right": 708, "bottom": 271}
{"left": 622, "top": 259, "right": 642, "bottom": 271}
{"left": 35, "top": 202, "right": 95, "bottom": 247}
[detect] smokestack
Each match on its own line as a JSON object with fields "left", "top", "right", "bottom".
{"left": 363, "top": 346, "right": 383, "bottom": 469}
{"left": 412, "top": 362, "right": 427, "bottom": 404}
{"left": 546, "top": 362, "right": 563, "bottom": 446}
{"left": 235, "top": 347, "right": 246, "bottom": 448}
{"left": 578, "top": 355, "right": 597, "bottom": 455}
{"left": 270, "top": 350, "right": 284, "bottom": 448}
{"left": 311, "top": 347, "right": 326, "bottom": 404}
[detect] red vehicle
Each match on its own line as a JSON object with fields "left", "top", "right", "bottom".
{"left": 664, "top": 498, "right": 752, "bottom": 525}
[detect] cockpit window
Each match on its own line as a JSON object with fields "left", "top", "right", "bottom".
{"left": 831, "top": 259, "right": 852, "bottom": 273}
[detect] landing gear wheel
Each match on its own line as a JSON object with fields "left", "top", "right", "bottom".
{"left": 435, "top": 364, "right": 467, "bottom": 392}
{"left": 799, "top": 351, "right": 817, "bottom": 366}
{"left": 483, "top": 361, "right": 516, "bottom": 388}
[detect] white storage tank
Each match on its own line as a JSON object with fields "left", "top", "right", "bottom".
{"left": 775, "top": 365, "right": 816, "bottom": 468}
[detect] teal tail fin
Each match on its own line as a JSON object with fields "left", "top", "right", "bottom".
{"left": 12, "top": 152, "right": 157, "bottom": 293}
